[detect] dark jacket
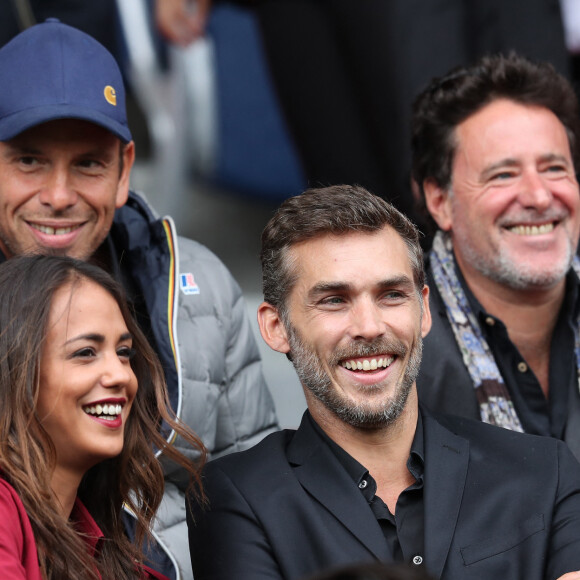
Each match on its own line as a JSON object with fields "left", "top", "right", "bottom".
{"left": 187, "top": 408, "right": 580, "bottom": 580}
{"left": 417, "top": 262, "right": 580, "bottom": 458}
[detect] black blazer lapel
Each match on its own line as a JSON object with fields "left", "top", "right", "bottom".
{"left": 288, "top": 414, "right": 391, "bottom": 561}
{"left": 564, "top": 384, "right": 580, "bottom": 461}
{"left": 422, "top": 413, "right": 470, "bottom": 579}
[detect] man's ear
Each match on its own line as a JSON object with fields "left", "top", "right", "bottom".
{"left": 115, "top": 140, "right": 136, "bottom": 208}
{"left": 423, "top": 179, "right": 452, "bottom": 231}
{"left": 257, "top": 302, "right": 291, "bottom": 354}
{"left": 420, "top": 285, "right": 432, "bottom": 338}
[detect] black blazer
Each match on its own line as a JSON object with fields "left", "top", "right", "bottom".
{"left": 417, "top": 263, "right": 580, "bottom": 459}
{"left": 187, "top": 409, "right": 580, "bottom": 580}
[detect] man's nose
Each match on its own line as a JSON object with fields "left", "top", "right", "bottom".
{"left": 518, "top": 170, "right": 553, "bottom": 211}
{"left": 349, "top": 301, "right": 387, "bottom": 341}
{"left": 38, "top": 169, "right": 78, "bottom": 210}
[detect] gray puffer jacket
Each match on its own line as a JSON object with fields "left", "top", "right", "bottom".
{"left": 112, "top": 192, "right": 279, "bottom": 579}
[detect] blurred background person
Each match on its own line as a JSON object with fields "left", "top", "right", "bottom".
{"left": 0, "top": 0, "right": 119, "bottom": 54}
{"left": 158, "top": 0, "right": 570, "bottom": 225}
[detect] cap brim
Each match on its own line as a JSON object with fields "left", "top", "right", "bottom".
{"left": 0, "top": 104, "right": 132, "bottom": 143}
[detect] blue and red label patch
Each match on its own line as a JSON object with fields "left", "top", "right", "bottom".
{"left": 180, "top": 272, "right": 200, "bottom": 295}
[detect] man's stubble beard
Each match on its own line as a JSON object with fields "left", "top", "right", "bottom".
{"left": 285, "top": 322, "right": 423, "bottom": 430}
{"left": 457, "top": 229, "right": 574, "bottom": 290}
{"left": 450, "top": 201, "right": 576, "bottom": 290}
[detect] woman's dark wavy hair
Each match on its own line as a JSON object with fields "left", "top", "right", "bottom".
{"left": 0, "top": 255, "right": 206, "bottom": 579}
{"left": 411, "top": 52, "right": 580, "bottom": 230}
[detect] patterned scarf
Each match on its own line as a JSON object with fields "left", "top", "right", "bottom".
{"left": 429, "top": 230, "right": 580, "bottom": 432}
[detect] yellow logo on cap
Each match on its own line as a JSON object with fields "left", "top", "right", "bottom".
{"left": 104, "top": 86, "right": 117, "bottom": 106}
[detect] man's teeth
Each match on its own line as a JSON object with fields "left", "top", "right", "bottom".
{"left": 33, "top": 224, "right": 78, "bottom": 235}
{"left": 341, "top": 356, "right": 394, "bottom": 371}
{"left": 508, "top": 223, "right": 554, "bottom": 236}
{"left": 83, "top": 404, "right": 123, "bottom": 420}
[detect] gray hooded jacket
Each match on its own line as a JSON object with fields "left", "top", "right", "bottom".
{"left": 111, "top": 192, "right": 278, "bottom": 579}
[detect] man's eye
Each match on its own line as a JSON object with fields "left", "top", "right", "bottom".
{"left": 491, "top": 172, "right": 514, "bottom": 180}
{"left": 321, "top": 296, "right": 344, "bottom": 305}
{"left": 382, "top": 290, "right": 409, "bottom": 302}
{"left": 19, "top": 156, "right": 39, "bottom": 166}
{"left": 77, "top": 159, "right": 101, "bottom": 169}
{"left": 385, "top": 291, "right": 404, "bottom": 299}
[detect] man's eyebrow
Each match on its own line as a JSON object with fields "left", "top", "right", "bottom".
{"left": 480, "top": 153, "right": 571, "bottom": 181}
{"left": 480, "top": 158, "right": 519, "bottom": 180}
{"left": 307, "top": 275, "right": 414, "bottom": 298}
{"left": 376, "top": 275, "right": 415, "bottom": 290}
{"left": 4, "top": 142, "right": 115, "bottom": 160}
{"left": 538, "top": 152, "right": 571, "bottom": 166}
{"left": 3, "top": 143, "right": 42, "bottom": 156}
{"left": 308, "top": 282, "right": 352, "bottom": 299}
{"left": 76, "top": 147, "right": 116, "bottom": 160}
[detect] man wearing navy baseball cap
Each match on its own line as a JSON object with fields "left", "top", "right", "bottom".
{"left": 0, "top": 17, "right": 133, "bottom": 260}
{"left": 0, "top": 18, "right": 278, "bottom": 580}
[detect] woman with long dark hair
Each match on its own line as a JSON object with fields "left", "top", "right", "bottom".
{"left": 0, "top": 255, "right": 205, "bottom": 579}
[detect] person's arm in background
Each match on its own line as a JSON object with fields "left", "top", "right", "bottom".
{"left": 155, "top": 0, "right": 212, "bottom": 45}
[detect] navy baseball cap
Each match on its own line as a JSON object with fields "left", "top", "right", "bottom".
{"left": 0, "top": 18, "right": 132, "bottom": 143}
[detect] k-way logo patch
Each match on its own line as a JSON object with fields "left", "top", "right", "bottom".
{"left": 180, "top": 272, "right": 200, "bottom": 295}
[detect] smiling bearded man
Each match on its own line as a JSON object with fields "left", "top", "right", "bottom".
{"left": 285, "top": 320, "right": 423, "bottom": 429}
{"left": 186, "top": 185, "right": 580, "bottom": 580}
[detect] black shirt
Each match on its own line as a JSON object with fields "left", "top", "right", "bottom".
{"left": 306, "top": 412, "right": 425, "bottom": 567}
{"left": 458, "top": 265, "right": 580, "bottom": 439}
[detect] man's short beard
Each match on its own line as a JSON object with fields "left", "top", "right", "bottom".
{"left": 447, "top": 193, "right": 576, "bottom": 291}
{"left": 458, "top": 235, "right": 574, "bottom": 290}
{"left": 285, "top": 322, "right": 423, "bottom": 429}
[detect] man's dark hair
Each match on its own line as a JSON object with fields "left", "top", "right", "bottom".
{"left": 411, "top": 52, "right": 580, "bottom": 225}
{"left": 260, "top": 184, "right": 424, "bottom": 318}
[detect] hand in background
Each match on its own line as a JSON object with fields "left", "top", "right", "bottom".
{"left": 155, "top": 0, "right": 212, "bottom": 45}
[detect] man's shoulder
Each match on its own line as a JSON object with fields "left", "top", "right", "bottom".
{"left": 174, "top": 235, "right": 246, "bottom": 310}
{"left": 117, "top": 193, "right": 240, "bottom": 286}
{"left": 427, "top": 410, "right": 564, "bottom": 458}
{"left": 175, "top": 234, "right": 229, "bottom": 269}
{"left": 206, "top": 429, "right": 295, "bottom": 477}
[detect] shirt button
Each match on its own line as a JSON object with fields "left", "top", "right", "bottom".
{"left": 412, "top": 555, "right": 423, "bottom": 566}
{"left": 485, "top": 316, "right": 495, "bottom": 326}
{"left": 358, "top": 480, "right": 368, "bottom": 489}
{"left": 517, "top": 362, "right": 528, "bottom": 373}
